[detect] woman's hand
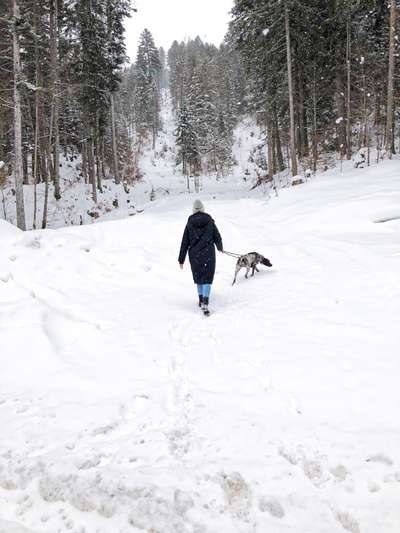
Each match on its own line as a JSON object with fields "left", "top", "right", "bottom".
{"left": 179, "top": 263, "right": 184, "bottom": 270}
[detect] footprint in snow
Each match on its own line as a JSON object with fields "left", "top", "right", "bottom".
{"left": 368, "top": 481, "right": 381, "bottom": 493}
{"left": 366, "top": 453, "right": 393, "bottom": 466}
{"left": 333, "top": 510, "right": 360, "bottom": 533}
{"left": 91, "top": 422, "right": 118, "bottom": 437}
{"left": 259, "top": 497, "right": 285, "bottom": 519}
{"left": 77, "top": 455, "right": 103, "bottom": 470}
{"left": 0, "top": 272, "right": 11, "bottom": 282}
{"left": 330, "top": 464, "right": 349, "bottom": 481}
{"left": 278, "top": 446, "right": 298, "bottom": 466}
{"left": 15, "top": 404, "right": 30, "bottom": 414}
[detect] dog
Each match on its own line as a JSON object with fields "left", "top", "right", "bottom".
{"left": 232, "top": 252, "right": 272, "bottom": 285}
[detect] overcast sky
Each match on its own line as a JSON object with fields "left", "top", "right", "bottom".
{"left": 125, "top": 0, "right": 234, "bottom": 62}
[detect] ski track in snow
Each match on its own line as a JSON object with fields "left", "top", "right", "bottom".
{"left": 1, "top": 124, "right": 400, "bottom": 529}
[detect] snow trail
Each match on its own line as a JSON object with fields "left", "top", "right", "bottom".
{"left": 1, "top": 160, "right": 400, "bottom": 532}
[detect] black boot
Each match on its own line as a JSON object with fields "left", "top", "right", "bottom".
{"left": 202, "top": 296, "right": 210, "bottom": 316}
{"left": 198, "top": 294, "right": 204, "bottom": 308}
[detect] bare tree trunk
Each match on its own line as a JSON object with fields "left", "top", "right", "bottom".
{"left": 41, "top": 149, "right": 50, "bottom": 229}
{"left": 284, "top": 1, "right": 298, "bottom": 176}
{"left": 362, "top": 63, "right": 367, "bottom": 148}
{"left": 346, "top": 9, "right": 352, "bottom": 160}
{"left": 297, "top": 63, "right": 308, "bottom": 159}
{"left": 33, "top": 1, "right": 40, "bottom": 229}
{"left": 267, "top": 114, "right": 274, "bottom": 181}
{"left": 152, "top": 120, "right": 156, "bottom": 150}
{"left": 88, "top": 133, "right": 97, "bottom": 203}
{"left": 50, "top": 0, "right": 61, "bottom": 199}
{"left": 272, "top": 129, "right": 277, "bottom": 175}
{"left": 110, "top": 92, "right": 120, "bottom": 183}
{"left": 273, "top": 106, "right": 285, "bottom": 172}
{"left": 33, "top": 84, "right": 40, "bottom": 230}
{"left": 12, "top": 0, "right": 26, "bottom": 230}
{"left": 101, "top": 139, "right": 106, "bottom": 179}
{"left": 385, "top": 0, "right": 396, "bottom": 157}
{"left": 182, "top": 151, "right": 187, "bottom": 177}
{"left": 95, "top": 122, "right": 103, "bottom": 193}
{"left": 42, "top": 102, "right": 55, "bottom": 229}
{"left": 38, "top": 76, "right": 47, "bottom": 185}
{"left": 335, "top": 74, "right": 346, "bottom": 157}
{"left": 312, "top": 66, "right": 318, "bottom": 173}
{"left": 22, "top": 142, "right": 28, "bottom": 184}
{"left": 1, "top": 186, "right": 7, "bottom": 221}
{"left": 82, "top": 138, "right": 88, "bottom": 183}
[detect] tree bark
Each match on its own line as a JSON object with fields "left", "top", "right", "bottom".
{"left": 296, "top": 63, "right": 308, "bottom": 159}
{"left": 346, "top": 8, "right": 352, "bottom": 160}
{"left": 385, "top": 0, "right": 396, "bottom": 157}
{"left": 312, "top": 67, "right": 319, "bottom": 173}
{"left": 32, "top": 0, "right": 42, "bottom": 229}
{"left": 273, "top": 105, "right": 285, "bottom": 172}
{"left": 12, "top": 0, "right": 26, "bottom": 230}
{"left": 267, "top": 111, "right": 274, "bottom": 181}
{"left": 50, "top": 0, "right": 61, "bottom": 199}
{"left": 284, "top": 1, "right": 298, "bottom": 176}
{"left": 110, "top": 92, "right": 120, "bottom": 183}
{"left": 42, "top": 100, "right": 55, "bottom": 229}
{"left": 88, "top": 133, "right": 97, "bottom": 203}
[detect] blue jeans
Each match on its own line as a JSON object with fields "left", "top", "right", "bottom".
{"left": 197, "top": 284, "right": 211, "bottom": 298}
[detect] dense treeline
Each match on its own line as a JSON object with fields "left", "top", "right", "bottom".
{"left": 119, "top": 33, "right": 245, "bottom": 185}
{"left": 227, "top": 0, "right": 399, "bottom": 178}
{"left": 168, "top": 38, "right": 245, "bottom": 181}
{"left": 0, "top": 0, "right": 132, "bottom": 229}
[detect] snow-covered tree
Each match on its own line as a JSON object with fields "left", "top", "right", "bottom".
{"left": 134, "top": 29, "right": 161, "bottom": 148}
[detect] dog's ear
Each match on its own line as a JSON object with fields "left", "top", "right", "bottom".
{"left": 262, "top": 258, "right": 272, "bottom": 267}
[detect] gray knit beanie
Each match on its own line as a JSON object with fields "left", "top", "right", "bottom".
{"left": 193, "top": 199, "right": 205, "bottom": 213}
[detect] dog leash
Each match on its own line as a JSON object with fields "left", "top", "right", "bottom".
{"left": 223, "top": 250, "right": 243, "bottom": 258}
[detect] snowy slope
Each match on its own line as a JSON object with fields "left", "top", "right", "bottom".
{"left": 1, "top": 159, "right": 400, "bottom": 533}
{"left": 1, "top": 93, "right": 256, "bottom": 230}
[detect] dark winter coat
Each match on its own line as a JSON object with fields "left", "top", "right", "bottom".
{"left": 178, "top": 212, "right": 223, "bottom": 284}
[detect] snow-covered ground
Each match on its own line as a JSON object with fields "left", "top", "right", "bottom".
{"left": 1, "top": 153, "right": 400, "bottom": 532}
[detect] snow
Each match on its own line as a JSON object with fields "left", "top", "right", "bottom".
{"left": 1, "top": 152, "right": 400, "bottom": 532}
{"left": 0, "top": 219, "right": 22, "bottom": 240}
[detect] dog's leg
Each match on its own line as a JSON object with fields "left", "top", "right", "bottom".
{"left": 255, "top": 265, "right": 259, "bottom": 273}
{"left": 251, "top": 266, "right": 256, "bottom": 276}
{"left": 245, "top": 266, "right": 251, "bottom": 279}
{"left": 232, "top": 265, "right": 241, "bottom": 285}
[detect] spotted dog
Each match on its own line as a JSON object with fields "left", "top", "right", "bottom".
{"left": 232, "top": 252, "right": 272, "bottom": 285}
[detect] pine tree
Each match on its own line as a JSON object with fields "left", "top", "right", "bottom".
{"left": 134, "top": 29, "right": 161, "bottom": 148}
{"left": 175, "top": 104, "right": 200, "bottom": 179}
{"left": 168, "top": 37, "right": 238, "bottom": 177}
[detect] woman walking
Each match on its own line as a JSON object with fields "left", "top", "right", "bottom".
{"left": 178, "top": 200, "right": 223, "bottom": 315}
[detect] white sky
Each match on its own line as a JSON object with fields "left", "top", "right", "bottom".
{"left": 125, "top": 0, "right": 234, "bottom": 62}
